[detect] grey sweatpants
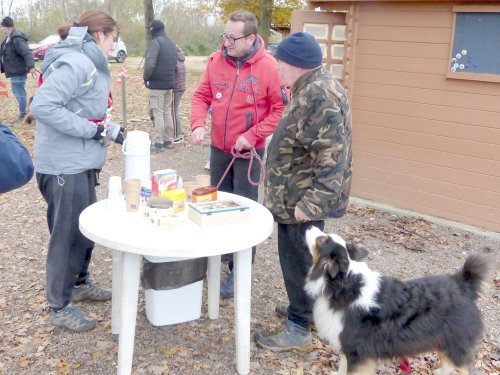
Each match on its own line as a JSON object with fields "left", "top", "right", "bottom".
{"left": 148, "top": 89, "right": 174, "bottom": 145}
{"left": 36, "top": 170, "right": 98, "bottom": 309}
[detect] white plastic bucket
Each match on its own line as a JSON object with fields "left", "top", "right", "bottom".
{"left": 144, "top": 280, "right": 203, "bottom": 326}
{"left": 122, "top": 131, "right": 151, "bottom": 185}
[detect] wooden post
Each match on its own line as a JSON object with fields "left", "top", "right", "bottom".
{"left": 121, "top": 76, "right": 127, "bottom": 129}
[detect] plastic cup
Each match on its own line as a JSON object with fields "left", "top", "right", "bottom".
{"left": 123, "top": 178, "right": 142, "bottom": 212}
{"left": 107, "top": 176, "right": 123, "bottom": 210}
{"left": 196, "top": 174, "right": 210, "bottom": 187}
{"left": 108, "top": 176, "right": 122, "bottom": 198}
{"left": 183, "top": 181, "right": 199, "bottom": 202}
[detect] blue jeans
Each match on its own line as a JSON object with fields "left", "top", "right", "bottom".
{"left": 10, "top": 74, "right": 27, "bottom": 118}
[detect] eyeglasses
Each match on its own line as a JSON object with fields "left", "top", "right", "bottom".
{"left": 221, "top": 33, "right": 251, "bottom": 44}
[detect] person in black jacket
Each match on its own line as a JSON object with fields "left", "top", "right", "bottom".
{"left": 143, "top": 20, "right": 177, "bottom": 151}
{"left": 0, "top": 17, "right": 35, "bottom": 122}
{"left": 0, "top": 123, "right": 34, "bottom": 193}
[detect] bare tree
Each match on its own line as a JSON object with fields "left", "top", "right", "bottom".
{"left": 143, "top": 0, "right": 154, "bottom": 44}
{"left": 258, "top": 0, "right": 272, "bottom": 46}
{"left": 1, "top": 0, "right": 15, "bottom": 18}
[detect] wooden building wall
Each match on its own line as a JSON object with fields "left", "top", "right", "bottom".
{"left": 345, "top": 2, "right": 500, "bottom": 232}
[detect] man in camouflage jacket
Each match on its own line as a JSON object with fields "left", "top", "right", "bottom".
{"left": 256, "top": 32, "right": 352, "bottom": 352}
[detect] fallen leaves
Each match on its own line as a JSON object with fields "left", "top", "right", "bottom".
{"left": 0, "top": 57, "right": 498, "bottom": 375}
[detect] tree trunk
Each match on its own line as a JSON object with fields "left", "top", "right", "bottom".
{"left": 258, "top": 0, "right": 273, "bottom": 47}
{"left": 143, "top": 0, "right": 154, "bottom": 44}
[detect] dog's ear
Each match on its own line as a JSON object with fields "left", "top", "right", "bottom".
{"left": 346, "top": 243, "right": 369, "bottom": 261}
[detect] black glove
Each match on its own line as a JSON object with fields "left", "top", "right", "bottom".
{"left": 92, "top": 125, "right": 105, "bottom": 141}
{"left": 114, "top": 127, "right": 125, "bottom": 145}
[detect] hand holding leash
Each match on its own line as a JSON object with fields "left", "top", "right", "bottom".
{"left": 216, "top": 146, "right": 264, "bottom": 189}
{"left": 234, "top": 135, "right": 251, "bottom": 151}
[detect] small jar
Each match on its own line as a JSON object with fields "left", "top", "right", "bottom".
{"left": 161, "top": 188, "right": 186, "bottom": 213}
{"left": 192, "top": 186, "right": 217, "bottom": 203}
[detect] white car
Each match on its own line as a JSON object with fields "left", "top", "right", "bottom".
{"left": 109, "top": 38, "right": 127, "bottom": 63}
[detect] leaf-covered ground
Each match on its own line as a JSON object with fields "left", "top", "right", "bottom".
{"left": 0, "top": 57, "right": 498, "bottom": 374}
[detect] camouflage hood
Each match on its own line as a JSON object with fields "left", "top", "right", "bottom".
{"left": 263, "top": 68, "right": 352, "bottom": 224}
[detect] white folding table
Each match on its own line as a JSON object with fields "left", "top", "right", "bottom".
{"left": 79, "top": 192, "right": 274, "bottom": 375}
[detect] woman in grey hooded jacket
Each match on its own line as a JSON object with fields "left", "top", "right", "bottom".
{"left": 30, "top": 10, "right": 123, "bottom": 332}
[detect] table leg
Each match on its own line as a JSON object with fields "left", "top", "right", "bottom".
{"left": 207, "top": 255, "right": 221, "bottom": 319}
{"left": 233, "top": 247, "right": 252, "bottom": 375}
{"left": 111, "top": 249, "right": 123, "bottom": 335}
{"left": 117, "top": 252, "right": 141, "bottom": 375}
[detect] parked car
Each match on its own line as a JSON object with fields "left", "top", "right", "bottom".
{"left": 108, "top": 38, "right": 127, "bottom": 63}
{"left": 29, "top": 34, "right": 127, "bottom": 63}
{"left": 29, "top": 34, "right": 60, "bottom": 61}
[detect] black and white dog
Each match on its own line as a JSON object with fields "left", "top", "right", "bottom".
{"left": 304, "top": 226, "right": 493, "bottom": 375}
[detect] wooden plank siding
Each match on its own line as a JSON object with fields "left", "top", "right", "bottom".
{"left": 355, "top": 68, "right": 500, "bottom": 95}
{"left": 350, "top": 2, "right": 500, "bottom": 232}
{"left": 354, "top": 111, "right": 500, "bottom": 146}
{"left": 354, "top": 151, "right": 500, "bottom": 193}
{"left": 354, "top": 179, "right": 499, "bottom": 231}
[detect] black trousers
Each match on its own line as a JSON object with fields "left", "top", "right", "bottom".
{"left": 278, "top": 220, "right": 325, "bottom": 329}
{"left": 36, "top": 170, "right": 98, "bottom": 309}
{"left": 210, "top": 146, "right": 264, "bottom": 269}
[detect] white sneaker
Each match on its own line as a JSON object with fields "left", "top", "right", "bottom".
{"left": 204, "top": 161, "right": 210, "bottom": 171}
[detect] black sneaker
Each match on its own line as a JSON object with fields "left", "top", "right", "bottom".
{"left": 151, "top": 143, "right": 164, "bottom": 153}
{"left": 163, "top": 140, "right": 174, "bottom": 149}
{"left": 172, "top": 136, "right": 183, "bottom": 144}
{"left": 52, "top": 303, "right": 97, "bottom": 332}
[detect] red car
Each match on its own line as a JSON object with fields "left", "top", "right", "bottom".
{"left": 29, "top": 34, "right": 127, "bottom": 63}
{"left": 29, "top": 34, "right": 60, "bottom": 61}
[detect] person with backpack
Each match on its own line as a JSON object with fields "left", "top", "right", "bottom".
{"left": 30, "top": 10, "right": 124, "bottom": 332}
{"left": 0, "top": 16, "right": 35, "bottom": 122}
{"left": 143, "top": 20, "right": 177, "bottom": 151}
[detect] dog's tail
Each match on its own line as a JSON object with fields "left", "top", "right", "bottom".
{"left": 457, "top": 255, "right": 494, "bottom": 300}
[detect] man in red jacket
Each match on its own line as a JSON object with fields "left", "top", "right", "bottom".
{"left": 191, "top": 10, "right": 286, "bottom": 298}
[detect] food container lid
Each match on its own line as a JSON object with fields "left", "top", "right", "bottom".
{"left": 192, "top": 186, "right": 217, "bottom": 195}
{"left": 162, "top": 188, "right": 186, "bottom": 200}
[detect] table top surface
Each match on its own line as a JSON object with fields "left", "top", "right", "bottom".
{"left": 79, "top": 192, "right": 274, "bottom": 259}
